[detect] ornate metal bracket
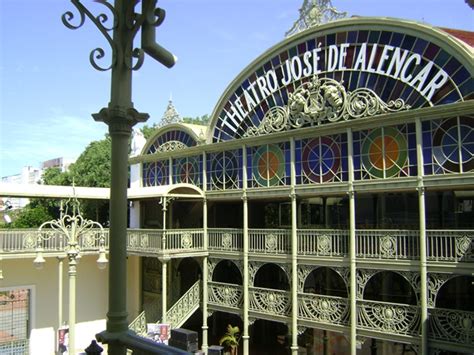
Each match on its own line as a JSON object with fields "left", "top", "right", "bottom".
{"left": 62, "top": 0, "right": 175, "bottom": 72}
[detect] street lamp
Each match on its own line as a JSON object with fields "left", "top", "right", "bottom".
{"left": 34, "top": 195, "right": 107, "bottom": 354}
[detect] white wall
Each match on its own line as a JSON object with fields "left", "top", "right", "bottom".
{"left": 1, "top": 255, "right": 108, "bottom": 354}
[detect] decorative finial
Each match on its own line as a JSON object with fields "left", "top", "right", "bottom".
{"left": 159, "top": 98, "right": 181, "bottom": 126}
{"left": 286, "top": 0, "right": 347, "bottom": 37}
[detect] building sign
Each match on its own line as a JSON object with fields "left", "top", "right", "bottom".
{"left": 211, "top": 20, "right": 473, "bottom": 142}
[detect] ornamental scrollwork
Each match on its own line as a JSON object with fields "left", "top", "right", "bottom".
{"left": 245, "top": 76, "right": 410, "bottom": 137}
{"left": 250, "top": 288, "right": 291, "bottom": 316}
{"left": 429, "top": 308, "right": 474, "bottom": 346}
{"left": 317, "top": 234, "right": 332, "bottom": 255}
{"left": 207, "top": 258, "right": 218, "bottom": 281}
{"left": 221, "top": 233, "right": 233, "bottom": 249}
{"left": 298, "top": 294, "right": 349, "bottom": 325}
{"left": 358, "top": 301, "right": 420, "bottom": 335}
{"left": 265, "top": 233, "right": 278, "bottom": 252}
{"left": 63, "top": 0, "right": 174, "bottom": 72}
{"left": 427, "top": 273, "right": 456, "bottom": 308}
{"left": 356, "top": 269, "right": 378, "bottom": 299}
{"left": 23, "top": 233, "right": 38, "bottom": 249}
{"left": 156, "top": 140, "right": 188, "bottom": 153}
{"left": 129, "top": 233, "right": 139, "bottom": 248}
{"left": 380, "top": 235, "right": 397, "bottom": 258}
{"left": 180, "top": 232, "right": 193, "bottom": 249}
{"left": 455, "top": 235, "right": 473, "bottom": 259}
{"left": 140, "top": 234, "right": 149, "bottom": 248}
{"left": 208, "top": 282, "right": 243, "bottom": 309}
{"left": 298, "top": 265, "right": 315, "bottom": 292}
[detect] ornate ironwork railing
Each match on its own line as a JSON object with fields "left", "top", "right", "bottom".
{"left": 0, "top": 228, "right": 109, "bottom": 254}
{"left": 127, "top": 229, "right": 163, "bottom": 253}
{"left": 427, "top": 230, "right": 473, "bottom": 262}
{"left": 208, "top": 228, "right": 243, "bottom": 252}
{"left": 429, "top": 307, "right": 474, "bottom": 346}
{"left": 129, "top": 310, "right": 148, "bottom": 337}
{"left": 208, "top": 281, "right": 243, "bottom": 310}
{"left": 298, "top": 229, "right": 348, "bottom": 257}
{"left": 249, "top": 286, "right": 291, "bottom": 317}
{"left": 164, "top": 229, "right": 204, "bottom": 252}
{"left": 356, "top": 230, "right": 420, "bottom": 260}
{"left": 298, "top": 292, "right": 349, "bottom": 326}
{"left": 249, "top": 229, "right": 290, "bottom": 255}
{"left": 357, "top": 299, "right": 420, "bottom": 336}
{"left": 0, "top": 229, "right": 473, "bottom": 262}
{"left": 162, "top": 280, "right": 201, "bottom": 329}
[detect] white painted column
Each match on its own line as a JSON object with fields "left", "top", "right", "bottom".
{"left": 57, "top": 257, "right": 64, "bottom": 355}
{"left": 242, "top": 144, "right": 250, "bottom": 355}
{"left": 290, "top": 138, "right": 298, "bottom": 355}
{"left": 416, "top": 118, "right": 428, "bottom": 355}
{"left": 202, "top": 151, "right": 209, "bottom": 354}
{"left": 161, "top": 259, "right": 168, "bottom": 323}
{"left": 347, "top": 128, "right": 357, "bottom": 355}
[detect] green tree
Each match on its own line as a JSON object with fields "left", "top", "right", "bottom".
{"left": 182, "top": 114, "right": 209, "bottom": 125}
{"left": 70, "top": 137, "right": 111, "bottom": 188}
{"left": 68, "top": 137, "right": 112, "bottom": 224}
{"left": 9, "top": 204, "right": 53, "bottom": 228}
{"left": 141, "top": 124, "right": 158, "bottom": 140}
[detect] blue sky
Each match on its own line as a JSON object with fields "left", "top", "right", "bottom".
{"left": 0, "top": 0, "right": 473, "bottom": 177}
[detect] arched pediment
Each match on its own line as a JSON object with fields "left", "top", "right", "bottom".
{"left": 208, "top": 17, "right": 474, "bottom": 142}
{"left": 141, "top": 123, "right": 206, "bottom": 156}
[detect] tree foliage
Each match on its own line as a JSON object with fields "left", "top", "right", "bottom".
{"left": 182, "top": 114, "right": 210, "bottom": 125}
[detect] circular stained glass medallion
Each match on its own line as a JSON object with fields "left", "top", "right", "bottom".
{"left": 433, "top": 117, "right": 474, "bottom": 173}
{"left": 252, "top": 145, "right": 285, "bottom": 186}
{"left": 362, "top": 127, "right": 407, "bottom": 178}
{"left": 302, "top": 137, "right": 341, "bottom": 183}
{"left": 175, "top": 157, "right": 199, "bottom": 184}
{"left": 211, "top": 151, "right": 239, "bottom": 188}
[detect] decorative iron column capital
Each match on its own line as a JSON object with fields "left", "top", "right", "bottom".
{"left": 93, "top": 106, "right": 149, "bottom": 134}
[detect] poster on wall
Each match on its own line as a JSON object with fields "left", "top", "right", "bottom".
{"left": 147, "top": 323, "right": 170, "bottom": 345}
{"left": 57, "top": 326, "right": 69, "bottom": 354}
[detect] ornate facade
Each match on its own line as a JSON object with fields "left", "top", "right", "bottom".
{"left": 128, "top": 16, "right": 474, "bottom": 355}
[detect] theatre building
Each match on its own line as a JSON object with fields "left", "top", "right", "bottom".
{"left": 125, "top": 12, "right": 474, "bottom": 355}
{"left": 1, "top": 7, "right": 473, "bottom": 355}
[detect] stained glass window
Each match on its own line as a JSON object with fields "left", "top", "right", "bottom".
{"left": 142, "top": 160, "right": 169, "bottom": 187}
{"left": 172, "top": 155, "right": 202, "bottom": 187}
{"left": 207, "top": 149, "right": 242, "bottom": 191}
{"left": 296, "top": 134, "right": 348, "bottom": 184}
{"left": 353, "top": 124, "right": 417, "bottom": 180}
{"left": 422, "top": 116, "right": 474, "bottom": 175}
{"left": 248, "top": 143, "right": 290, "bottom": 187}
{"left": 146, "top": 129, "right": 197, "bottom": 154}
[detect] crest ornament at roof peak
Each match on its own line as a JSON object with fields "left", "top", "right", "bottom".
{"left": 286, "top": 0, "right": 347, "bottom": 37}
{"left": 159, "top": 98, "right": 182, "bottom": 126}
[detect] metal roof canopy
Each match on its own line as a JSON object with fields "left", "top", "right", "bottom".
{"left": 0, "top": 183, "right": 204, "bottom": 200}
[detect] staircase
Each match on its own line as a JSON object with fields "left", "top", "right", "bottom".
{"left": 130, "top": 280, "right": 201, "bottom": 336}
{"left": 162, "top": 280, "right": 201, "bottom": 328}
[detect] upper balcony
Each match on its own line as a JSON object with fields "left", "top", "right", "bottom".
{"left": 0, "top": 228, "right": 472, "bottom": 268}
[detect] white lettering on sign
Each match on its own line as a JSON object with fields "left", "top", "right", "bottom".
{"left": 220, "top": 42, "right": 451, "bottom": 132}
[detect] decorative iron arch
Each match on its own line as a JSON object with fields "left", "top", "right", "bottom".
{"left": 208, "top": 17, "right": 474, "bottom": 143}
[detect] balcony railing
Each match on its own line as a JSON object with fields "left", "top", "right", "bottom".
{"left": 298, "top": 292, "right": 349, "bottom": 326}
{"left": 249, "top": 286, "right": 291, "bottom": 317}
{"left": 248, "top": 229, "right": 290, "bottom": 255}
{"left": 429, "top": 307, "right": 474, "bottom": 347}
{"left": 0, "top": 228, "right": 472, "bottom": 262}
{"left": 356, "top": 229, "right": 420, "bottom": 260}
{"left": 357, "top": 299, "right": 420, "bottom": 336}
{"left": 298, "top": 229, "right": 348, "bottom": 257}
{"left": 208, "top": 281, "right": 243, "bottom": 310}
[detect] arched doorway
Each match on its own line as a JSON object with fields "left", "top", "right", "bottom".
{"left": 436, "top": 275, "right": 474, "bottom": 311}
